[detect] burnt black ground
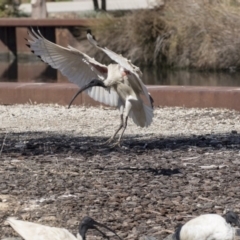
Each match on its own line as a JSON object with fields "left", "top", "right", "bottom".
{"left": 1, "top": 131, "right": 240, "bottom": 239}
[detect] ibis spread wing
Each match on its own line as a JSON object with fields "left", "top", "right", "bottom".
{"left": 7, "top": 218, "right": 77, "bottom": 240}
{"left": 101, "top": 46, "right": 152, "bottom": 108}
{"left": 87, "top": 32, "right": 152, "bottom": 107}
{"left": 103, "top": 48, "right": 152, "bottom": 108}
{"left": 27, "top": 28, "right": 119, "bottom": 107}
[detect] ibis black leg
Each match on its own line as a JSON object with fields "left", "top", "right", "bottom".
{"left": 112, "top": 116, "right": 128, "bottom": 147}
{"left": 118, "top": 116, "right": 128, "bottom": 143}
{"left": 103, "top": 114, "right": 123, "bottom": 145}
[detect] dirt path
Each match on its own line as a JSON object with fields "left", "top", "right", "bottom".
{"left": 1, "top": 105, "right": 240, "bottom": 239}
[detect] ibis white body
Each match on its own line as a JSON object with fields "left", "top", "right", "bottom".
{"left": 7, "top": 218, "right": 82, "bottom": 240}
{"left": 7, "top": 216, "right": 121, "bottom": 240}
{"left": 98, "top": 63, "right": 153, "bottom": 128}
{"left": 178, "top": 214, "right": 237, "bottom": 240}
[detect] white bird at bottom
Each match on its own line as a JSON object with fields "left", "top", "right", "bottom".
{"left": 7, "top": 216, "right": 122, "bottom": 240}
{"left": 173, "top": 211, "right": 240, "bottom": 240}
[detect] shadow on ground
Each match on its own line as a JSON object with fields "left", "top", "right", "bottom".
{"left": 96, "top": 166, "right": 181, "bottom": 176}
{"left": 0, "top": 131, "right": 240, "bottom": 157}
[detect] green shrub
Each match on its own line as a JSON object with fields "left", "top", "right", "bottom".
{"left": 0, "top": 0, "right": 20, "bottom": 17}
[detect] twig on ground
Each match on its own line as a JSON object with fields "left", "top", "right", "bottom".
{"left": 0, "top": 132, "right": 8, "bottom": 157}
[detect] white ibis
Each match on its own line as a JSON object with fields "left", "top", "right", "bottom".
{"left": 7, "top": 216, "right": 122, "bottom": 240}
{"left": 26, "top": 28, "right": 154, "bottom": 146}
{"left": 173, "top": 211, "right": 240, "bottom": 240}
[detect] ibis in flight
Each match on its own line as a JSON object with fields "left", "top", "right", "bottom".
{"left": 26, "top": 28, "right": 154, "bottom": 146}
{"left": 7, "top": 216, "right": 122, "bottom": 240}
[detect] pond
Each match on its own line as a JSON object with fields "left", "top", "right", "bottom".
{"left": 1, "top": 58, "right": 240, "bottom": 86}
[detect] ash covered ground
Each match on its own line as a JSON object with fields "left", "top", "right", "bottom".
{"left": 1, "top": 105, "right": 240, "bottom": 239}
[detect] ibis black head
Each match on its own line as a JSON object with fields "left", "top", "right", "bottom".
{"left": 172, "top": 223, "right": 183, "bottom": 240}
{"left": 224, "top": 211, "right": 240, "bottom": 227}
{"left": 79, "top": 216, "right": 98, "bottom": 240}
{"left": 79, "top": 216, "right": 122, "bottom": 240}
{"left": 68, "top": 79, "right": 106, "bottom": 109}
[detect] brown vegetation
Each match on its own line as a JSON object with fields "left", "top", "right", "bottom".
{"left": 87, "top": 0, "right": 240, "bottom": 70}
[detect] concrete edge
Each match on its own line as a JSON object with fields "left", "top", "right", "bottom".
{"left": 1, "top": 82, "right": 240, "bottom": 111}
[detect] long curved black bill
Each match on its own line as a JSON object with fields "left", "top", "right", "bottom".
{"left": 92, "top": 226, "right": 109, "bottom": 239}
{"left": 68, "top": 88, "right": 85, "bottom": 109}
{"left": 68, "top": 83, "right": 94, "bottom": 109}
{"left": 94, "top": 221, "right": 123, "bottom": 240}
{"left": 68, "top": 79, "right": 106, "bottom": 109}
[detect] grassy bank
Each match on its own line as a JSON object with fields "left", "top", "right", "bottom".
{"left": 87, "top": 0, "right": 240, "bottom": 70}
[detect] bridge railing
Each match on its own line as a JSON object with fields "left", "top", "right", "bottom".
{"left": 0, "top": 18, "right": 94, "bottom": 60}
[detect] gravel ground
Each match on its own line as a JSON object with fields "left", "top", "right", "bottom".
{"left": 1, "top": 104, "right": 240, "bottom": 239}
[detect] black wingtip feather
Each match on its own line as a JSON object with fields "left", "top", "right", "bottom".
{"left": 86, "top": 29, "right": 97, "bottom": 41}
{"left": 27, "top": 27, "right": 34, "bottom": 34}
{"left": 26, "top": 44, "right": 30, "bottom": 48}
{"left": 37, "top": 56, "right": 44, "bottom": 62}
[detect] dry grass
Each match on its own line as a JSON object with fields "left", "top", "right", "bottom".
{"left": 87, "top": 0, "right": 240, "bottom": 70}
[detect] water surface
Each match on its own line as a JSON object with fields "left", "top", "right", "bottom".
{"left": 1, "top": 59, "right": 240, "bottom": 86}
